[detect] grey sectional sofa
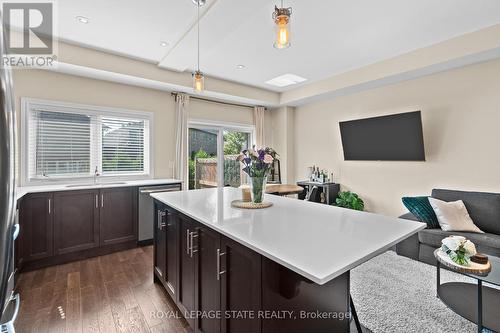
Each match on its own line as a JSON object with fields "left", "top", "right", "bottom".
{"left": 396, "top": 189, "right": 500, "bottom": 265}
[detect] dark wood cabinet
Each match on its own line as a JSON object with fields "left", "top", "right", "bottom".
{"left": 195, "top": 225, "right": 221, "bottom": 333}
{"left": 178, "top": 214, "right": 196, "bottom": 328}
{"left": 262, "top": 258, "right": 349, "bottom": 333}
{"left": 154, "top": 202, "right": 179, "bottom": 300}
{"left": 153, "top": 205, "right": 263, "bottom": 333}
{"left": 19, "top": 192, "right": 53, "bottom": 262}
{"left": 19, "top": 187, "right": 140, "bottom": 265}
{"left": 165, "top": 208, "right": 178, "bottom": 298}
{"left": 154, "top": 202, "right": 167, "bottom": 283}
{"left": 153, "top": 200, "right": 350, "bottom": 333}
{"left": 17, "top": 184, "right": 180, "bottom": 271}
{"left": 53, "top": 190, "right": 100, "bottom": 255}
{"left": 100, "top": 187, "right": 137, "bottom": 246}
{"left": 220, "top": 236, "right": 261, "bottom": 333}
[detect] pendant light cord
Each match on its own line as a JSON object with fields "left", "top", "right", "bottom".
{"left": 197, "top": 1, "right": 200, "bottom": 72}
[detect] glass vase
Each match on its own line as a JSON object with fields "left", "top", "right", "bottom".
{"left": 250, "top": 176, "right": 267, "bottom": 204}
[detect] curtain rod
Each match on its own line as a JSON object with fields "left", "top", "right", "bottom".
{"left": 171, "top": 92, "right": 266, "bottom": 110}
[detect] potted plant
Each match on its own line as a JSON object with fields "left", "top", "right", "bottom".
{"left": 237, "top": 147, "right": 278, "bottom": 204}
{"left": 335, "top": 191, "right": 365, "bottom": 211}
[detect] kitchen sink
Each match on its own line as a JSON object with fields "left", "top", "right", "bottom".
{"left": 65, "top": 182, "right": 127, "bottom": 188}
{"left": 65, "top": 183, "right": 95, "bottom": 188}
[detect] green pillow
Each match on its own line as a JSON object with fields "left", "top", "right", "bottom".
{"left": 402, "top": 196, "right": 440, "bottom": 229}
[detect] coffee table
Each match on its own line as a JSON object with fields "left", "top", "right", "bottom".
{"left": 435, "top": 249, "right": 500, "bottom": 333}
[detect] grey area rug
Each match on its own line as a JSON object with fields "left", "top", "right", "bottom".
{"left": 351, "top": 251, "right": 478, "bottom": 333}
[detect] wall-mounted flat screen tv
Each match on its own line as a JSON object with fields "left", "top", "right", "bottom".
{"left": 339, "top": 111, "right": 425, "bottom": 161}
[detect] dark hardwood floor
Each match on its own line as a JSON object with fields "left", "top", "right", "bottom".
{"left": 15, "top": 246, "right": 369, "bottom": 333}
{"left": 14, "top": 246, "right": 190, "bottom": 333}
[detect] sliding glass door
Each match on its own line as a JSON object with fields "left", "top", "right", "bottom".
{"left": 223, "top": 130, "right": 251, "bottom": 187}
{"left": 188, "top": 127, "right": 219, "bottom": 190}
{"left": 188, "top": 122, "right": 254, "bottom": 190}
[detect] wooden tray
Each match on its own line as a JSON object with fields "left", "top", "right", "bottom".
{"left": 231, "top": 200, "right": 273, "bottom": 209}
{"left": 434, "top": 249, "right": 492, "bottom": 275}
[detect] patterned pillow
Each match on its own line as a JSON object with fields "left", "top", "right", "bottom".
{"left": 402, "top": 196, "right": 440, "bottom": 229}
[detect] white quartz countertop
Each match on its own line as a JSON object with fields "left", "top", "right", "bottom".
{"left": 16, "top": 178, "right": 182, "bottom": 200}
{"left": 151, "top": 187, "right": 426, "bottom": 285}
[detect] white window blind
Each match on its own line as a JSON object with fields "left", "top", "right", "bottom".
{"left": 31, "top": 110, "right": 92, "bottom": 177}
{"left": 24, "top": 100, "right": 152, "bottom": 183}
{"left": 101, "top": 117, "right": 147, "bottom": 174}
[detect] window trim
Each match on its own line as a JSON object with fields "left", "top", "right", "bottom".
{"left": 21, "top": 98, "right": 155, "bottom": 186}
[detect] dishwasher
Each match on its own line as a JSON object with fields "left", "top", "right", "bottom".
{"left": 138, "top": 184, "right": 181, "bottom": 243}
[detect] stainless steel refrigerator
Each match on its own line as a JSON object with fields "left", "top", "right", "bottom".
{"left": 0, "top": 9, "right": 20, "bottom": 333}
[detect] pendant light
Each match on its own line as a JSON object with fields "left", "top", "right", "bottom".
{"left": 193, "top": 0, "right": 205, "bottom": 92}
{"left": 273, "top": 0, "right": 292, "bottom": 49}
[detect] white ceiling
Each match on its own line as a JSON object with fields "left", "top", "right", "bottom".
{"left": 44, "top": 0, "right": 500, "bottom": 91}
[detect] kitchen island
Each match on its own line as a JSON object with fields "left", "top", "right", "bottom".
{"left": 151, "top": 187, "right": 425, "bottom": 333}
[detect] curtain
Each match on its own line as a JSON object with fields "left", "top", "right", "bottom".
{"left": 174, "top": 93, "right": 189, "bottom": 189}
{"left": 254, "top": 106, "right": 265, "bottom": 147}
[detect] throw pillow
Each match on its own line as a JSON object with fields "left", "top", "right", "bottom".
{"left": 402, "top": 196, "right": 440, "bottom": 228}
{"left": 428, "top": 197, "right": 484, "bottom": 233}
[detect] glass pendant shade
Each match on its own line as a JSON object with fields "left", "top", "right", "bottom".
{"left": 272, "top": 4, "right": 291, "bottom": 49}
{"left": 193, "top": 70, "right": 204, "bottom": 92}
{"left": 274, "top": 15, "right": 290, "bottom": 49}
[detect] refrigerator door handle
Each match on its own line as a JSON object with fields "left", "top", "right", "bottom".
{"left": 12, "top": 224, "right": 19, "bottom": 241}
{"left": 0, "top": 293, "right": 20, "bottom": 333}
{"left": 0, "top": 12, "right": 18, "bottom": 319}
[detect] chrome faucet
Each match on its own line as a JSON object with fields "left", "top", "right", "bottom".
{"left": 93, "top": 166, "right": 100, "bottom": 184}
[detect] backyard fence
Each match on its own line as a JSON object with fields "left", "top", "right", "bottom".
{"left": 194, "top": 155, "right": 246, "bottom": 188}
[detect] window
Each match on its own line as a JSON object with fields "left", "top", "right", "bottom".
{"left": 22, "top": 99, "right": 152, "bottom": 184}
{"left": 101, "top": 116, "right": 146, "bottom": 174}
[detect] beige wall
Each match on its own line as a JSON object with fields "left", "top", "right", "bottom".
{"left": 267, "top": 107, "right": 295, "bottom": 184}
{"left": 294, "top": 58, "right": 500, "bottom": 217}
{"left": 12, "top": 69, "right": 255, "bottom": 182}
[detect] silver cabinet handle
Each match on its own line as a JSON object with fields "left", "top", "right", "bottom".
{"left": 186, "top": 229, "right": 191, "bottom": 255}
{"left": 216, "top": 248, "right": 226, "bottom": 280}
{"left": 161, "top": 211, "right": 167, "bottom": 229}
{"left": 48, "top": 198, "right": 51, "bottom": 214}
{"left": 190, "top": 231, "right": 198, "bottom": 257}
{"left": 166, "top": 211, "right": 173, "bottom": 227}
{"left": 157, "top": 210, "right": 166, "bottom": 230}
{"left": 139, "top": 187, "right": 180, "bottom": 194}
{"left": 157, "top": 210, "right": 161, "bottom": 230}
{"left": 95, "top": 194, "right": 98, "bottom": 208}
{"left": 159, "top": 211, "right": 166, "bottom": 230}
{"left": 101, "top": 194, "right": 104, "bottom": 208}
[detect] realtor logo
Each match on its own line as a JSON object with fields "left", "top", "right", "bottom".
{"left": 2, "top": 1, "right": 57, "bottom": 68}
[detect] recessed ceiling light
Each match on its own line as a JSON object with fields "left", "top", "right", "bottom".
{"left": 236, "top": 64, "right": 246, "bottom": 70}
{"left": 160, "top": 41, "right": 169, "bottom": 47}
{"left": 76, "top": 16, "right": 89, "bottom": 24}
{"left": 265, "top": 74, "right": 307, "bottom": 87}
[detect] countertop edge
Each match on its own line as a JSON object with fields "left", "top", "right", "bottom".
{"left": 151, "top": 192, "right": 426, "bottom": 285}
{"left": 314, "top": 222, "right": 426, "bottom": 284}
{"left": 16, "top": 179, "right": 183, "bottom": 201}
